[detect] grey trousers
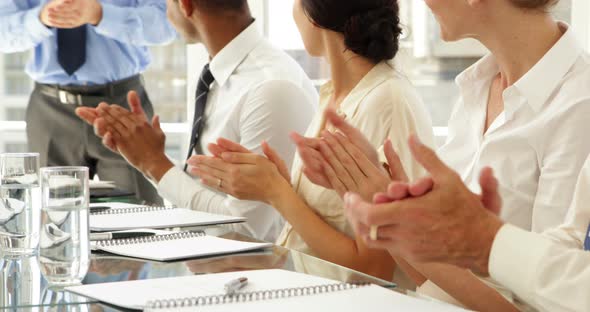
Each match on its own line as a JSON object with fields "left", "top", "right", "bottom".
{"left": 26, "top": 81, "right": 163, "bottom": 205}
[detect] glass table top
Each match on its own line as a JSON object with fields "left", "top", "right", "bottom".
{"left": 1, "top": 230, "right": 396, "bottom": 311}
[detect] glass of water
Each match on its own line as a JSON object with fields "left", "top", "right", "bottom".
{"left": 38, "top": 167, "right": 90, "bottom": 286}
{"left": 0, "top": 153, "right": 40, "bottom": 256}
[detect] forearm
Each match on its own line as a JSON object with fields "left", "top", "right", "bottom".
{"left": 392, "top": 256, "right": 427, "bottom": 286}
{"left": 413, "top": 263, "right": 518, "bottom": 312}
{"left": 0, "top": 6, "right": 53, "bottom": 53}
{"left": 158, "top": 166, "right": 269, "bottom": 239}
{"left": 270, "top": 182, "right": 395, "bottom": 279}
{"left": 93, "top": 3, "right": 176, "bottom": 46}
{"left": 141, "top": 155, "right": 175, "bottom": 183}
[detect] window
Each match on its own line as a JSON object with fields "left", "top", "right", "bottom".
{"left": 0, "top": 45, "right": 189, "bottom": 164}
{"left": 257, "top": 0, "right": 576, "bottom": 146}
{"left": 0, "top": 0, "right": 583, "bottom": 158}
{"left": 265, "top": 0, "right": 330, "bottom": 87}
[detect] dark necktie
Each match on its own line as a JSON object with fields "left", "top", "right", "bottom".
{"left": 57, "top": 25, "right": 87, "bottom": 76}
{"left": 184, "top": 64, "right": 215, "bottom": 172}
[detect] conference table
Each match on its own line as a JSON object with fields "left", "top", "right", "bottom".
{"left": 1, "top": 227, "right": 397, "bottom": 311}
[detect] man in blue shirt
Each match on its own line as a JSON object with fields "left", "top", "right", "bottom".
{"left": 0, "top": 0, "right": 176, "bottom": 203}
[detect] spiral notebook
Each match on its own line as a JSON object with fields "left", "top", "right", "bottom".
{"left": 66, "top": 270, "right": 466, "bottom": 311}
{"left": 89, "top": 204, "right": 245, "bottom": 232}
{"left": 92, "top": 232, "right": 273, "bottom": 261}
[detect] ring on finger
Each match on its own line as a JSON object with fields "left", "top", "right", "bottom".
{"left": 370, "top": 225, "right": 379, "bottom": 241}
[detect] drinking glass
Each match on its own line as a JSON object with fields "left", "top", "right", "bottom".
{"left": 38, "top": 167, "right": 90, "bottom": 286}
{"left": 0, "top": 255, "right": 42, "bottom": 308}
{"left": 0, "top": 153, "right": 40, "bottom": 256}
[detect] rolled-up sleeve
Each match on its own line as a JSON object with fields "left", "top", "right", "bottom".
{"left": 489, "top": 224, "right": 590, "bottom": 312}
{"left": 94, "top": 0, "right": 176, "bottom": 46}
{"left": 0, "top": 3, "right": 53, "bottom": 53}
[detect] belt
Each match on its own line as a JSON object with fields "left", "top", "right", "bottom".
{"left": 35, "top": 75, "right": 143, "bottom": 106}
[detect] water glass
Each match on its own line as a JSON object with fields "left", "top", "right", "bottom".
{"left": 38, "top": 167, "right": 90, "bottom": 286}
{"left": 0, "top": 255, "right": 42, "bottom": 308}
{"left": 0, "top": 153, "right": 40, "bottom": 256}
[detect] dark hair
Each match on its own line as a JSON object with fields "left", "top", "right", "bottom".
{"left": 300, "top": 0, "right": 402, "bottom": 64}
{"left": 192, "top": 0, "right": 247, "bottom": 12}
{"left": 510, "top": 0, "right": 558, "bottom": 9}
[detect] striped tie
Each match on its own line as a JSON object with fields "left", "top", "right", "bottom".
{"left": 184, "top": 64, "right": 215, "bottom": 172}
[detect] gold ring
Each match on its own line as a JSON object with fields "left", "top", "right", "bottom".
{"left": 370, "top": 225, "right": 379, "bottom": 241}
{"left": 217, "top": 178, "right": 223, "bottom": 188}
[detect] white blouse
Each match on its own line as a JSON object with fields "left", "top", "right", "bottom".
{"left": 419, "top": 23, "right": 590, "bottom": 309}
{"left": 438, "top": 23, "right": 590, "bottom": 233}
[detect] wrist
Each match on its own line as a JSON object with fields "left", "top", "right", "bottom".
{"left": 142, "top": 155, "right": 175, "bottom": 183}
{"left": 266, "top": 177, "right": 292, "bottom": 208}
{"left": 471, "top": 214, "right": 504, "bottom": 276}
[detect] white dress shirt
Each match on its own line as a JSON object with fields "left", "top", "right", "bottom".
{"left": 438, "top": 23, "right": 590, "bottom": 233}
{"left": 490, "top": 156, "right": 590, "bottom": 312}
{"left": 417, "top": 23, "right": 590, "bottom": 308}
{"left": 157, "top": 21, "right": 318, "bottom": 242}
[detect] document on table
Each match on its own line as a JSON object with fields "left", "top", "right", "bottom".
{"left": 67, "top": 269, "right": 467, "bottom": 311}
{"left": 89, "top": 202, "right": 245, "bottom": 231}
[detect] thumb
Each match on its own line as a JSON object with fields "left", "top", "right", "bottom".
{"left": 152, "top": 115, "right": 163, "bottom": 134}
{"left": 479, "top": 167, "right": 502, "bottom": 215}
{"left": 408, "top": 135, "right": 449, "bottom": 178}
{"left": 262, "top": 141, "right": 290, "bottom": 181}
{"left": 127, "top": 91, "right": 146, "bottom": 117}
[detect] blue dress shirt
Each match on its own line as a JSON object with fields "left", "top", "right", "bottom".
{"left": 0, "top": 0, "right": 176, "bottom": 85}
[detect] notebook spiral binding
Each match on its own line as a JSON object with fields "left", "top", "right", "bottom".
{"left": 94, "top": 231, "right": 206, "bottom": 247}
{"left": 90, "top": 206, "right": 177, "bottom": 216}
{"left": 145, "top": 283, "right": 369, "bottom": 310}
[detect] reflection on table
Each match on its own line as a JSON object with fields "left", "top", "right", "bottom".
{"left": 1, "top": 231, "right": 395, "bottom": 311}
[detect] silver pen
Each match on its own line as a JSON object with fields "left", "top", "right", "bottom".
{"left": 224, "top": 277, "right": 248, "bottom": 296}
{"left": 90, "top": 231, "right": 156, "bottom": 241}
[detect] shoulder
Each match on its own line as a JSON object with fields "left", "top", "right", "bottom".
{"left": 542, "top": 71, "right": 590, "bottom": 126}
{"left": 242, "top": 39, "right": 310, "bottom": 82}
{"left": 234, "top": 40, "right": 318, "bottom": 103}
{"left": 361, "top": 70, "right": 430, "bottom": 124}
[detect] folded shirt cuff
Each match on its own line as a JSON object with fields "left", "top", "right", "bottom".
{"left": 489, "top": 224, "right": 553, "bottom": 300}
{"left": 157, "top": 166, "right": 189, "bottom": 205}
{"left": 94, "top": 3, "right": 125, "bottom": 35}
{"left": 25, "top": 6, "right": 53, "bottom": 38}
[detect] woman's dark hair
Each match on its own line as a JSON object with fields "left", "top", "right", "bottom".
{"left": 300, "top": 0, "right": 402, "bottom": 64}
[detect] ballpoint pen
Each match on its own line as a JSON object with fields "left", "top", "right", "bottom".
{"left": 90, "top": 231, "right": 156, "bottom": 241}
{"left": 224, "top": 277, "right": 248, "bottom": 296}
{"left": 89, "top": 206, "right": 111, "bottom": 213}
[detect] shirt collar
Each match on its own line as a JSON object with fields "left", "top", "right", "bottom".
{"left": 209, "top": 20, "right": 263, "bottom": 87}
{"left": 456, "top": 22, "right": 583, "bottom": 113}
{"left": 513, "top": 22, "right": 583, "bottom": 112}
{"left": 321, "top": 62, "right": 395, "bottom": 121}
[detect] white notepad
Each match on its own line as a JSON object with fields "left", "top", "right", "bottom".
{"left": 89, "top": 204, "right": 245, "bottom": 232}
{"left": 89, "top": 180, "right": 116, "bottom": 190}
{"left": 66, "top": 269, "right": 466, "bottom": 312}
{"left": 92, "top": 232, "right": 272, "bottom": 261}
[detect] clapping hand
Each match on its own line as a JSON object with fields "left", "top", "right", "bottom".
{"left": 344, "top": 136, "right": 504, "bottom": 275}
{"left": 40, "top": 0, "right": 103, "bottom": 29}
{"left": 292, "top": 108, "right": 409, "bottom": 201}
